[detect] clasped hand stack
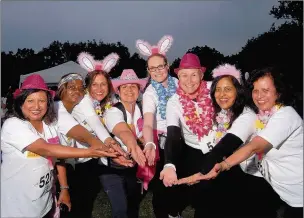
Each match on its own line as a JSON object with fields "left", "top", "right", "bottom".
{"left": 91, "top": 137, "right": 147, "bottom": 167}
{"left": 159, "top": 160, "right": 230, "bottom": 187}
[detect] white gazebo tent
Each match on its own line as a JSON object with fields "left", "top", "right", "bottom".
{"left": 19, "top": 61, "right": 88, "bottom": 87}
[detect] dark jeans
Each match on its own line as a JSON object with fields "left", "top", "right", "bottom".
{"left": 70, "top": 159, "right": 101, "bottom": 218}
{"left": 99, "top": 166, "right": 142, "bottom": 218}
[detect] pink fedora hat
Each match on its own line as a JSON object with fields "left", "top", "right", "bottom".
{"left": 174, "top": 53, "right": 206, "bottom": 74}
{"left": 14, "top": 74, "right": 55, "bottom": 99}
{"left": 111, "top": 69, "right": 148, "bottom": 94}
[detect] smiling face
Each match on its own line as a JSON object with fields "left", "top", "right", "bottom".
{"left": 21, "top": 91, "right": 48, "bottom": 121}
{"left": 147, "top": 55, "right": 169, "bottom": 83}
{"left": 62, "top": 79, "right": 84, "bottom": 105}
{"left": 178, "top": 68, "right": 203, "bottom": 94}
{"left": 89, "top": 74, "right": 109, "bottom": 101}
{"left": 252, "top": 75, "right": 279, "bottom": 111}
{"left": 118, "top": 83, "right": 140, "bottom": 104}
{"left": 214, "top": 77, "right": 237, "bottom": 110}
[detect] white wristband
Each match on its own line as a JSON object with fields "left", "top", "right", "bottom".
{"left": 164, "top": 163, "right": 176, "bottom": 172}
{"left": 144, "top": 142, "right": 156, "bottom": 150}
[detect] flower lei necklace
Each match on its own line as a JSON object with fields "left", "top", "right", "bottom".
{"left": 92, "top": 99, "right": 113, "bottom": 117}
{"left": 254, "top": 104, "right": 283, "bottom": 159}
{"left": 151, "top": 75, "right": 177, "bottom": 120}
{"left": 177, "top": 81, "right": 214, "bottom": 140}
{"left": 215, "top": 109, "right": 232, "bottom": 143}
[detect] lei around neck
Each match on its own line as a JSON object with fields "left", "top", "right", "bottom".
{"left": 177, "top": 81, "right": 214, "bottom": 140}
{"left": 151, "top": 75, "right": 177, "bottom": 119}
{"left": 215, "top": 109, "right": 232, "bottom": 143}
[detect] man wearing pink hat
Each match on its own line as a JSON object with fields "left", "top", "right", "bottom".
{"left": 159, "top": 53, "right": 216, "bottom": 217}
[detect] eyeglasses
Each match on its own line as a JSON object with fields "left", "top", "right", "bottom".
{"left": 67, "top": 85, "right": 85, "bottom": 92}
{"left": 148, "top": 64, "right": 167, "bottom": 72}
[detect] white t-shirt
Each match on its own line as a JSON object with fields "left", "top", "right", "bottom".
{"left": 255, "top": 106, "right": 303, "bottom": 207}
{"left": 55, "top": 101, "right": 79, "bottom": 167}
{"left": 166, "top": 82, "right": 218, "bottom": 154}
{"left": 103, "top": 103, "right": 143, "bottom": 166}
{"left": 1, "top": 117, "right": 59, "bottom": 217}
{"left": 227, "top": 107, "right": 263, "bottom": 177}
{"left": 142, "top": 77, "right": 178, "bottom": 133}
{"left": 72, "top": 94, "right": 111, "bottom": 163}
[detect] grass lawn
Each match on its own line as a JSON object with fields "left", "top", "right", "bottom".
{"left": 92, "top": 190, "right": 194, "bottom": 218}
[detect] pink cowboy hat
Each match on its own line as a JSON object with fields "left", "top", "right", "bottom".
{"left": 111, "top": 69, "right": 148, "bottom": 94}
{"left": 174, "top": 53, "right": 206, "bottom": 74}
{"left": 14, "top": 74, "right": 55, "bottom": 99}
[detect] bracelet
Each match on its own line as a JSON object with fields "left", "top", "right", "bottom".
{"left": 60, "top": 186, "right": 69, "bottom": 190}
{"left": 164, "top": 164, "right": 176, "bottom": 172}
{"left": 144, "top": 142, "right": 156, "bottom": 150}
{"left": 222, "top": 157, "right": 231, "bottom": 171}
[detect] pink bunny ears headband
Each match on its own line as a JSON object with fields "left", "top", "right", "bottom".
{"left": 136, "top": 35, "right": 173, "bottom": 57}
{"left": 212, "top": 64, "right": 242, "bottom": 84}
{"left": 77, "top": 52, "right": 120, "bottom": 73}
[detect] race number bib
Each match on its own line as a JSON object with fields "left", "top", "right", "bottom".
{"left": 30, "top": 164, "right": 53, "bottom": 200}
{"left": 255, "top": 157, "right": 271, "bottom": 182}
{"left": 199, "top": 131, "right": 216, "bottom": 154}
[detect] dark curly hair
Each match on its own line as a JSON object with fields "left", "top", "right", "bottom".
{"left": 6, "top": 89, "right": 57, "bottom": 124}
{"left": 247, "top": 67, "right": 294, "bottom": 113}
{"left": 210, "top": 75, "right": 248, "bottom": 129}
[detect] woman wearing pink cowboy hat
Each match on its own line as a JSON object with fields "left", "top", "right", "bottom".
{"left": 1, "top": 74, "right": 118, "bottom": 218}
{"left": 159, "top": 53, "right": 216, "bottom": 217}
{"left": 102, "top": 69, "right": 148, "bottom": 218}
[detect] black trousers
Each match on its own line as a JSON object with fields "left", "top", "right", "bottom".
{"left": 69, "top": 159, "right": 101, "bottom": 218}
{"left": 164, "top": 144, "right": 281, "bottom": 218}
{"left": 148, "top": 149, "right": 183, "bottom": 218}
{"left": 280, "top": 199, "right": 303, "bottom": 218}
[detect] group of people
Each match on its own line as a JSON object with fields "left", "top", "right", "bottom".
{"left": 1, "top": 35, "right": 302, "bottom": 218}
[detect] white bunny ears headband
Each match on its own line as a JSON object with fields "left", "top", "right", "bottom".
{"left": 136, "top": 35, "right": 173, "bottom": 57}
{"left": 77, "top": 52, "right": 120, "bottom": 73}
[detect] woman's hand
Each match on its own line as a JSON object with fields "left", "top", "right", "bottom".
{"left": 104, "top": 137, "right": 127, "bottom": 157}
{"left": 112, "top": 155, "right": 135, "bottom": 167}
{"left": 57, "top": 189, "right": 71, "bottom": 211}
{"left": 159, "top": 167, "right": 177, "bottom": 187}
{"left": 176, "top": 172, "right": 204, "bottom": 186}
{"left": 89, "top": 147, "right": 118, "bottom": 158}
{"left": 198, "top": 163, "right": 223, "bottom": 180}
{"left": 143, "top": 144, "right": 156, "bottom": 166}
{"left": 128, "top": 145, "right": 146, "bottom": 167}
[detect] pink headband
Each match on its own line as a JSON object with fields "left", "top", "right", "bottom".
{"left": 135, "top": 35, "right": 173, "bottom": 57}
{"left": 212, "top": 64, "right": 242, "bottom": 83}
{"left": 77, "top": 52, "right": 120, "bottom": 73}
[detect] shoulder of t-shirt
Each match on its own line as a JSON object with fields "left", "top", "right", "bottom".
{"left": 75, "top": 94, "right": 93, "bottom": 111}
{"left": 167, "top": 93, "right": 179, "bottom": 107}
{"left": 143, "top": 84, "right": 155, "bottom": 97}
{"left": 2, "top": 117, "right": 27, "bottom": 129}
{"left": 55, "top": 101, "right": 68, "bottom": 113}
{"left": 242, "top": 107, "right": 257, "bottom": 116}
{"left": 274, "top": 106, "right": 302, "bottom": 122}
{"left": 104, "top": 106, "right": 123, "bottom": 117}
